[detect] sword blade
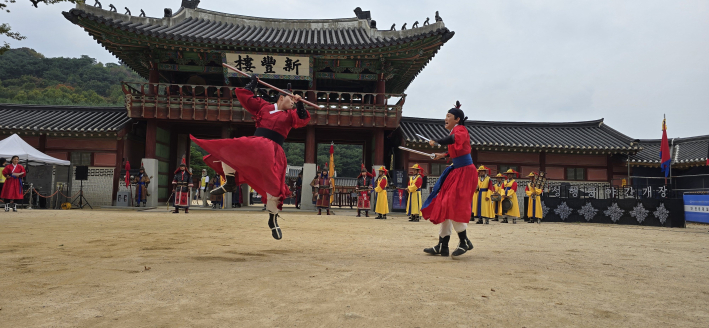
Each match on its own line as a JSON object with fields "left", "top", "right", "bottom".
{"left": 398, "top": 146, "right": 436, "bottom": 159}
{"left": 415, "top": 133, "right": 432, "bottom": 142}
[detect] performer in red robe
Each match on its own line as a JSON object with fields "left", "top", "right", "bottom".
{"left": 421, "top": 102, "right": 478, "bottom": 257}
{"left": 172, "top": 160, "right": 193, "bottom": 214}
{"left": 355, "top": 164, "right": 373, "bottom": 217}
{"left": 191, "top": 76, "right": 310, "bottom": 240}
{"left": 2, "top": 155, "right": 26, "bottom": 212}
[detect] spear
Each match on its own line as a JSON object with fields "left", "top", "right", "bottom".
{"left": 222, "top": 63, "right": 321, "bottom": 109}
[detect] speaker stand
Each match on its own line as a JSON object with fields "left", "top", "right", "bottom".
{"left": 72, "top": 180, "right": 93, "bottom": 209}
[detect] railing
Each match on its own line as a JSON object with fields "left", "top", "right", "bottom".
{"left": 121, "top": 82, "right": 405, "bottom": 128}
{"left": 331, "top": 192, "right": 356, "bottom": 208}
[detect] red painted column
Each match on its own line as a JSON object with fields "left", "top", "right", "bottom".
{"left": 221, "top": 124, "right": 231, "bottom": 139}
{"left": 148, "top": 63, "right": 160, "bottom": 95}
{"left": 374, "top": 128, "right": 384, "bottom": 165}
{"left": 305, "top": 125, "right": 316, "bottom": 164}
{"left": 539, "top": 151, "right": 546, "bottom": 173}
{"left": 307, "top": 78, "right": 317, "bottom": 102}
{"left": 145, "top": 120, "right": 157, "bottom": 159}
{"left": 375, "top": 73, "right": 386, "bottom": 105}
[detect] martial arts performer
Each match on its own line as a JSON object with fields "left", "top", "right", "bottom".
{"left": 526, "top": 172, "right": 543, "bottom": 223}
{"left": 1, "top": 156, "right": 25, "bottom": 212}
{"left": 355, "top": 164, "right": 372, "bottom": 217}
{"left": 315, "top": 166, "right": 332, "bottom": 215}
{"left": 472, "top": 165, "right": 495, "bottom": 224}
{"left": 374, "top": 166, "right": 389, "bottom": 220}
{"left": 192, "top": 75, "right": 310, "bottom": 240}
{"left": 499, "top": 169, "right": 521, "bottom": 223}
{"left": 492, "top": 173, "right": 505, "bottom": 221}
{"left": 172, "top": 161, "right": 193, "bottom": 213}
{"left": 421, "top": 101, "right": 477, "bottom": 257}
{"left": 133, "top": 165, "right": 150, "bottom": 207}
{"left": 407, "top": 164, "right": 425, "bottom": 222}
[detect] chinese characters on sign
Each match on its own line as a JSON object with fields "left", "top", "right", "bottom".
{"left": 546, "top": 183, "right": 671, "bottom": 200}
{"left": 224, "top": 53, "right": 310, "bottom": 79}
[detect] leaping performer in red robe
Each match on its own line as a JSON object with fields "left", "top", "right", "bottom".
{"left": 191, "top": 75, "right": 310, "bottom": 240}
{"left": 421, "top": 101, "right": 478, "bottom": 257}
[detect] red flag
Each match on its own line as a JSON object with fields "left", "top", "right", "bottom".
{"left": 660, "top": 118, "right": 671, "bottom": 177}
{"left": 124, "top": 160, "right": 131, "bottom": 187}
{"left": 398, "top": 189, "right": 403, "bottom": 206}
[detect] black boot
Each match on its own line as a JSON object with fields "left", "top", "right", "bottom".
{"left": 501, "top": 218, "right": 508, "bottom": 223}
{"left": 268, "top": 213, "right": 282, "bottom": 240}
{"left": 513, "top": 218, "right": 517, "bottom": 224}
{"left": 318, "top": 209, "right": 322, "bottom": 215}
{"left": 382, "top": 215, "right": 387, "bottom": 220}
{"left": 173, "top": 207, "right": 179, "bottom": 213}
{"left": 424, "top": 236, "right": 450, "bottom": 256}
{"left": 375, "top": 214, "right": 383, "bottom": 220}
{"left": 357, "top": 210, "right": 361, "bottom": 217}
{"left": 484, "top": 218, "right": 489, "bottom": 224}
{"left": 476, "top": 217, "right": 483, "bottom": 224}
{"left": 365, "top": 211, "right": 369, "bottom": 218}
{"left": 210, "top": 174, "right": 237, "bottom": 196}
{"left": 326, "top": 209, "right": 331, "bottom": 215}
{"left": 185, "top": 208, "right": 189, "bottom": 214}
{"left": 452, "top": 230, "right": 473, "bottom": 256}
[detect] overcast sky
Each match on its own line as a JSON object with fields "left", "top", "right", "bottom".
{"left": 2, "top": 0, "right": 707, "bottom": 139}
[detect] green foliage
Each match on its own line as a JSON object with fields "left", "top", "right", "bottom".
{"left": 190, "top": 144, "right": 215, "bottom": 179}
{"left": 282, "top": 143, "right": 363, "bottom": 178}
{"left": 0, "top": 48, "right": 144, "bottom": 105}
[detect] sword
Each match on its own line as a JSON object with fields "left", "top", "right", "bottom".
{"left": 415, "top": 133, "right": 436, "bottom": 144}
{"left": 222, "top": 63, "right": 320, "bottom": 109}
{"left": 399, "top": 146, "right": 437, "bottom": 160}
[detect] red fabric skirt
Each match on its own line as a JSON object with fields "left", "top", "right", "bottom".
{"left": 175, "top": 189, "right": 190, "bottom": 207}
{"left": 191, "top": 135, "right": 291, "bottom": 209}
{"left": 421, "top": 165, "right": 477, "bottom": 224}
{"left": 357, "top": 191, "right": 371, "bottom": 209}
{"left": 1, "top": 177, "right": 23, "bottom": 200}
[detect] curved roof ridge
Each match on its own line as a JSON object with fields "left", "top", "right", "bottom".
{"left": 637, "top": 134, "right": 709, "bottom": 144}
{"left": 401, "top": 116, "right": 605, "bottom": 127}
{"left": 0, "top": 103, "right": 125, "bottom": 112}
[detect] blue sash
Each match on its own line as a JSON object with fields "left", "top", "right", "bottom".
{"left": 475, "top": 187, "right": 489, "bottom": 218}
{"left": 421, "top": 154, "right": 473, "bottom": 211}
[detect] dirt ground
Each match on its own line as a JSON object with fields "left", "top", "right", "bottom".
{"left": 1, "top": 208, "right": 708, "bottom": 328}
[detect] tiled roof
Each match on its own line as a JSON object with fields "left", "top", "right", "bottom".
{"left": 63, "top": 5, "right": 453, "bottom": 50}
{"left": 630, "top": 135, "right": 709, "bottom": 165}
{"left": 0, "top": 104, "right": 130, "bottom": 133}
{"left": 400, "top": 117, "right": 639, "bottom": 152}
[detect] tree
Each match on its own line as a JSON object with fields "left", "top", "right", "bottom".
{"left": 1, "top": 1, "right": 84, "bottom": 55}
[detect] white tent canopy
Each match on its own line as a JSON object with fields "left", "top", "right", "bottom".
{"left": 0, "top": 134, "right": 71, "bottom": 166}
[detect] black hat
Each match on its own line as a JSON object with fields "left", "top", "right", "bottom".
{"left": 447, "top": 101, "right": 468, "bottom": 126}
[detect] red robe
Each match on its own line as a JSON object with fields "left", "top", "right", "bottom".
{"left": 192, "top": 88, "right": 311, "bottom": 210}
{"left": 1, "top": 164, "right": 26, "bottom": 200}
{"left": 421, "top": 125, "right": 478, "bottom": 224}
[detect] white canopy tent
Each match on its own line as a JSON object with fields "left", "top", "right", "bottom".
{"left": 0, "top": 134, "right": 70, "bottom": 166}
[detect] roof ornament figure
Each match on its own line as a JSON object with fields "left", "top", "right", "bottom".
{"left": 108, "top": 4, "right": 116, "bottom": 13}
{"left": 390, "top": 23, "right": 396, "bottom": 31}
{"left": 139, "top": 9, "right": 146, "bottom": 18}
{"left": 370, "top": 20, "right": 377, "bottom": 28}
{"left": 164, "top": 8, "right": 173, "bottom": 17}
{"left": 412, "top": 21, "right": 419, "bottom": 29}
{"left": 93, "top": 0, "right": 102, "bottom": 9}
{"left": 423, "top": 17, "right": 430, "bottom": 26}
{"left": 401, "top": 23, "right": 407, "bottom": 30}
{"left": 353, "top": 7, "right": 371, "bottom": 20}
{"left": 435, "top": 11, "right": 443, "bottom": 22}
{"left": 124, "top": 7, "right": 131, "bottom": 16}
{"left": 181, "top": 0, "right": 201, "bottom": 9}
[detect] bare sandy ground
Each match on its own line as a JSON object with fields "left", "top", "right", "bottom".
{"left": 1, "top": 208, "right": 708, "bottom": 328}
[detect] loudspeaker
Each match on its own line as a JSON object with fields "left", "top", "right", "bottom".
{"left": 75, "top": 166, "right": 89, "bottom": 181}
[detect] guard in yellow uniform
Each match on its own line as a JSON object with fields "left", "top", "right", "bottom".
{"left": 525, "top": 172, "right": 543, "bottom": 223}
{"left": 472, "top": 165, "right": 496, "bottom": 224}
{"left": 407, "top": 164, "right": 425, "bottom": 222}
{"left": 374, "top": 167, "right": 389, "bottom": 220}
{"left": 492, "top": 173, "right": 505, "bottom": 221}
{"left": 498, "top": 169, "right": 521, "bottom": 224}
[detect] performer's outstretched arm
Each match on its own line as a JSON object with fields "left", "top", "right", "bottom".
{"left": 290, "top": 101, "right": 311, "bottom": 128}
{"left": 234, "top": 88, "right": 272, "bottom": 116}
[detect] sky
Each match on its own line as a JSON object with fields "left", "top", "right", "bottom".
{"left": 1, "top": 0, "right": 707, "bottom": 139}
